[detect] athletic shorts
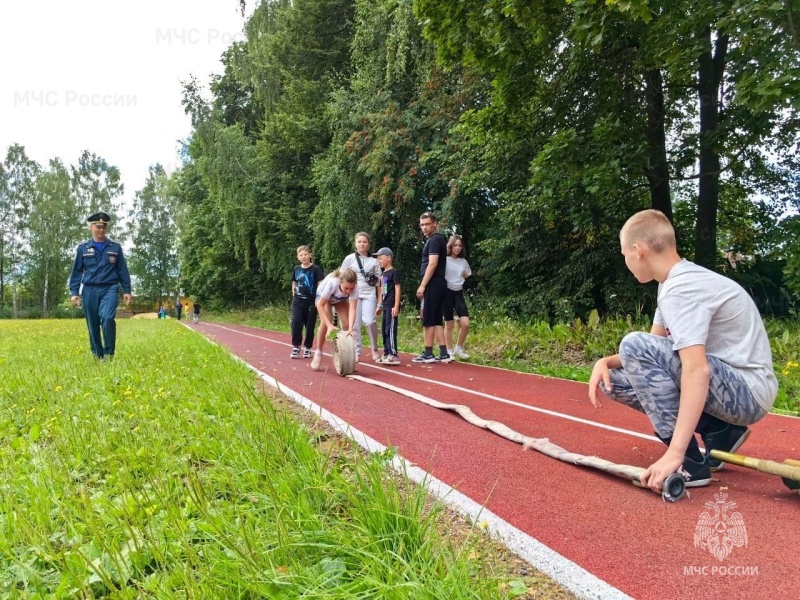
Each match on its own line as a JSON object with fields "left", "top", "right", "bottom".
{"left": 443, "top": 288, "right": 469, "bottom": 320}
{"left": 421, "top": 277, "right": 446, "bottom": 327}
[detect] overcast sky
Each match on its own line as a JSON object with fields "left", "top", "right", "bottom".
{"left": 0, "top": 1, "right": 252, "bottom": 211}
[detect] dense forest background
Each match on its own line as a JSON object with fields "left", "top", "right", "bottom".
{"left": 2, "top": 0, "right": 800, "bottom": 320}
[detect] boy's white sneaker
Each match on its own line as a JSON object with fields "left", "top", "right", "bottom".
{"left": 453, "top": 347, "right": 470, "bottom": 359}
{"left": 310, "top": 351, "right": 322, "bottom": 371}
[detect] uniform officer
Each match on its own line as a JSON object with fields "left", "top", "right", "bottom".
{"left": 68, "top": 211, "right": 132, "bottom": 359}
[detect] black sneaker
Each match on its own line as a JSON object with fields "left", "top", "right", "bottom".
{"left": 303, "top": 348, "right": 312, "bottom": 359}
{"left": 681, "top": 454, "right": 712, "bottom": 488}
{"left": 412, "top": 353, "right": 436, "bottom": 363}
{"left": 703, "top": 424, "right": 750, "bottom": 472}
{"left": 436, "top": 353, "right": 453, "bottom": 363}
{"left": 290, "top": 347, "right": 300, "bottom": 359}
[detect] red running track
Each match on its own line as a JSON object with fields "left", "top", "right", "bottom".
{"left": 194, "top": 322, "right": 799, "bottom": 600}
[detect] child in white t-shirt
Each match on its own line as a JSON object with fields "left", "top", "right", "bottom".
{"left": 311, "top": 268, "right": 359, "bottom": 371}
{"left": 339, "top": 232, "right": 382, "bottom": 361}
{"left": 444, "top": 235, "right": 472, "bottom": 359}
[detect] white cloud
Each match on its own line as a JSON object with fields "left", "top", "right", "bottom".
{"left": 0, "top": 0, "right": 251, "bottom": 211}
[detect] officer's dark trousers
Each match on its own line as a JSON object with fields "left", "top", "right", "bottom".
{"left": 290, "top": 296, "right": 318, "bottom": 348}
{"left": 82, "top": 284, "right": 119, "bottom": 358}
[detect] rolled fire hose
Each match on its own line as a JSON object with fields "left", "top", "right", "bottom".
{"left": 332, "top": 331, "right": 357, "bottom": 376}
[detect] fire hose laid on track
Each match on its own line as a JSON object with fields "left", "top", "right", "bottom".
{"left": 347, "top": 374, "right": 689, "bottom": 502}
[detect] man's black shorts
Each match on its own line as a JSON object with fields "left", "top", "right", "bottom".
{"left": 422, "top": 277, "right": 446, "bottom": 327}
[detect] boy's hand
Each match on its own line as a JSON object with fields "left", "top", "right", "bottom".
{"left": 376, "top": 306, "right": 383, "bottom": 315}
{"left": 392, "top": 307, "right": 400, "bottom": 317}
{"left": 588, "top": 358, "right": 612, "bottom": 408}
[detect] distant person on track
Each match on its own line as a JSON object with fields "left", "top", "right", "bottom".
{"left": 69, "top": 211, "right": 132, "bottom": 360}
{"left": 444, "top": 235, "right": 472, "bottom": 360}
{"left": 193, "top": 303, "right": 201, "bottom": 324}
{"left": 310, "top": 268, "right": 359, "bottom": 371}
{"left": 413, "top": 212, "right": 452, "bottom": 364}
{"left": 290, "top": 245, "right": 325, "bottom": 359}
{"left": 373, "top": 247, "right": 402, "bottom": 365}
{"left": 175, "top": 302, "right": 183, "bottom": 321}
{"left": 340, "top": 232, "right": 382, "bottom": 362}
{"left": 588, "top": 209, "right": 778, "bottom": 493}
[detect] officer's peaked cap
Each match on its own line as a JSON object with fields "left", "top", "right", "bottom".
{"left": 87, "top": 212, "right": 111, "bottom": 223}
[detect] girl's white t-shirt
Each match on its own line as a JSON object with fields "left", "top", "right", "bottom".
{"left": 340, "top": 253, "right": 381, "bottom": 299}
{"left": 445, "top": 257, "right": 472, "bottom": 291}
{"left": 316, "top": 274, "right": 359, "bottom": 305}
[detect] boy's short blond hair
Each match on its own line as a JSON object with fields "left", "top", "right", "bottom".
{"left": 296, "top": 245, "right": 311, "bottom": 254}
{"left": 620, "top": 209, "right": 676, "bottom": 253}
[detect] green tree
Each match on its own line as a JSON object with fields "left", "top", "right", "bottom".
{"left": 27, "top": 159, "right": 83, "bottom": 316}
{"left": 0, "top": 144, "right": 37, "bottom": 315}
{"left": 178, "top": 0, "right": 356, "bottom": 305}
{"left": 127, "top": 165, "right": 180, "bottom": 306}
{"left": 70, "top": 150, "right": 125, "bottom": 234}
{"left": 414, "top": 0, "right": 800, "bottom": 317}
{"left": 312, "top": 0, "right": 493, "bottom": 290}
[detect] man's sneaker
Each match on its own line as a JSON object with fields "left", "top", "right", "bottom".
{"left": 412, "top": 353, "right": 436, "bottom": 363}
{"left": 680, "top": 454, "right": 712, "bottom": 488}
{"left": 453, "top": 347, "right": 470, "bottom": 359}
{"left": 310, "top": 352, "right": 322, "bottom": 371}
{"left": 383, "top": 355, "right": 400, "bottom": 365}
{"left": 303, "top": 348, "right": 312, "bottom": 359}
{"left": 290, "top": 347, "right": 300, "bottom": 359}
{"left": 436, "top": 353, "right": 453, "bottom": 363}
{"left": 703, "top": 424, "right": 750, "bottom": 472}
{"left": 375, "top": 354, "right": 386, "bottom": 363}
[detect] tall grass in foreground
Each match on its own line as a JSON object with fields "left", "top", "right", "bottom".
{"left": 0, "top": 321, "right": 514, "bottom": 598}
{"left": 212, "top": 305, "right": 800, "bottom": 415}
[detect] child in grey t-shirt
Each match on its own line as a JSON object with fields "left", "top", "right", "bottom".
{"left": 588, "top": 209, "right": 777, "bottom": 493}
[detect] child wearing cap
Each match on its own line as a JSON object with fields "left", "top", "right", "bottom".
{"left": 373, "top": 247, "right": 402, "bottom": 364}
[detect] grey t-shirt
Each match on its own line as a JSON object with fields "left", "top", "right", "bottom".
{"left": 653, "top": 260, "right": 777, "bottom": 411}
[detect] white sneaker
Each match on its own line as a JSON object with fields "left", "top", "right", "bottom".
{"left": 310, "top": 351, "right": 322, "bottom": 370}
{"left": 453, "top": 347, "right": 470, "bottom": 359}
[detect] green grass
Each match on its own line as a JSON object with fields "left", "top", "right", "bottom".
{"left": 0, "top": 320, "right": 534, "bottom": 598}
{"left": 212, "top": 305, "right": 800, "bottom": 416}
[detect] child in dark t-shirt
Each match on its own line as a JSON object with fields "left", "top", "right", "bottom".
{"left": 290, "top": 245, "right": 325, "bottom": 358}
{"left": 373, "top": 247, "right": 402, "bottom": 364}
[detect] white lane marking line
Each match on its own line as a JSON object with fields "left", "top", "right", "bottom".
{"left": 225, "top": 350, "right": 634, "bottom": 600}
{"left": 207, "top": 322, "right": 659, "bottom": 442}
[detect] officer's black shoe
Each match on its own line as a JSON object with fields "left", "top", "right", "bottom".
{"left": 702, "top": 424, "right": 750, "bottom": 472}
{"left": 681, "top": 453, "right": 712, "bottom": 488}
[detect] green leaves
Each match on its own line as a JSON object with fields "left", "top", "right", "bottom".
{"left": 126, "top": 165, "right": 180, "bottom": 305}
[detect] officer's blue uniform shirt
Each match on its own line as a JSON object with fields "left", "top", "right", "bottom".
{"left": 69, "top": 238, "right": 132, "bottom": 295}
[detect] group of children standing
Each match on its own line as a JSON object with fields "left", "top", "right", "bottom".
{"left": 290, "top": 231, "right": 471, "bottom": 371}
